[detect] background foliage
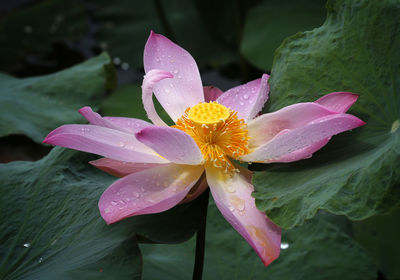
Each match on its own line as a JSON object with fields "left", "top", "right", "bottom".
{"left": 0, "top": 0, "right": 399, "bottom": 279}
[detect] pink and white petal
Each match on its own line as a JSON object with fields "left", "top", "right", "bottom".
{"left": 142, "top": 69, "right": 174, "bottom": 126}
{"left": 206, "top": 165, "right": 281, "bottom": 266}
{"left": 217, "top": 74, "right": 270, "bottom": 121}
{"left": 315, "top": 92, "right": 359, "bottom": 113}
{"left": 246, "top": 103, "right": 338, "bottom": 149}
{"left": 89, "top": 158, "right": 168, "bottom": 177}
{"left": 103, "top": 117, "right": 153, "bottom": 134}
{"left": 43, "top": 124, "right": 168, "bottom": 163}
{"left": 99, "top": 163, "right": 204, "bottom": 224}
{"left": 143, "top": 31, "right": 204, "bottom": 121}
{"left": 268, "top": 138, "right": 330, "bottom": 163}
{"left": 136, "top": 126, "right": 203, "bottom": 165}
{"left": 79, "top": 106, "right": 154, "bottom": 134}
{"left": 204, "top": 86, "right": 224, "bottom": 102}
{"left": 241, "top": 113, "right": 365, "bottom": 163}
{"left": 78, "top": 107, "right": 129, "bottom": 133}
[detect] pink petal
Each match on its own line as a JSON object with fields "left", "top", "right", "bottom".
{"left": 136, "top": 126, "right": 203, "bottom": 165}
{"left": 103, "top": 117, "right": 154, "bottom": 134}
{"left": 89, "top": 158, "right": 168, "bottom": 177}
{"left": 99, "top": 163, "right": 204, "bottom": 224}
{"left": 315, "top": 92, "right": 359, "bottom": 113}
{"left": 79, "top": 106, "right": 154, "bottom": 134}
{"left": 245, "top": 103, "right": 338, "bottom": 149}
{"left": 143, "top": 31, "right": 204, "bottom": 122}
{"left": 217, "top": 74, "right": 270, "bottom": 121}
{"left": 204, "top": 86, "right": 223, "bottom": 102}
{"left": 142, "top": 69, "right": 174, "bottom": 126}
{"left": 43, "top": 124, "right": 168, "bottom": 163}
{"left": 241, "top": 113, "right": 365, "bottom": 163}
{"left": 206, "top": 165, "right": 281, "bottom": 266}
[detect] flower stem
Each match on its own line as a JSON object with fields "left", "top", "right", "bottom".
{"left": 192, "top": 189, "right": 210, "bottom": 280}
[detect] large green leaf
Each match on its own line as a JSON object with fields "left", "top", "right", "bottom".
{"left": 90, "top": 0, "right": 236, "bottom": 70}
{"left": 0, "top": 0, "right": 88, "bottom": 70}
{"left": 0, "top": 53, "right": 116, "bottom": 143}
{"left": 352, "top": 206, "right": 400, "bottom": 279}
{"left": 0, "top": 148, "right": 203, "bottom": 279}
{"left": 141, "top": 202, "right": 376, "bottom": 280}
{"left": 252, "top": 0, "right": 400, "bottom": 229}
{"left": 240, "top": 0, "right": 326, "bottom": 70}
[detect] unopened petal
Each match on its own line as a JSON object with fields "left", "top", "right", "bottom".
{"left": 206, "top": 165, "right": 281, "bottom": 266}
{"left": 99, "top": 164, "right": 204, "bottom": 224}
{"left": 217, "top": 74, "right": 269, "bottom": 121}
{"left": 142, "top": 69, "right": 173, "bottom": 126}
{"left": 136, "top": 126, "right": 203, "bottom": 165}
{"left": 143, "top": 31, "right": 204, "bottom": 121}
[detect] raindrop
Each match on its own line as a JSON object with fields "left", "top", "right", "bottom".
{"left": 99, "top": 42, "right": 108, "bottom": 51}
{"left": 243, "top": 94, "right": 249, "bottom": 100}
{"left": 23, "top": 243, "right": 31, "bottom": 248}
{"left": 177, "top": 75, "right": 182, "bottom": 79}
{"left": 118, "top": 142, "right": 126, "bottom": 147}
{"left": 155, "top": 57, "right": 161, "bottom": 63}
{"left": 226, "top": 185, "right": 236, "bottom": 193}
{"left": 121, "top": 62, "right": 130, "bottom": 70}
{"left": 24, "top": 25, "right": 33, "bottom": 34}
{"left": 240, "top": 102, "right": 244, "bottom": 106}
{"left": 134, "top": 192, "right": 140, "bottom": 198}
{"left": 113, "top": 57, "right": 121, "bottom": 65}
{"left": 228, "top": 205, "right": 235, "bottom": 212}
{"left": 173, "top": 69, "right": 179, "bottom": 74}
{"left": 111, "top": 201, "right": 118, "bottom": 206}
{"left": 38, "top": 257, "right": 43, "bottom": 263}
{"left": 280, "top": 242, "right": 289, "bottom": 250}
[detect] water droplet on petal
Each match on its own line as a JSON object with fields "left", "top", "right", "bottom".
{"left": 111, "top": 201, "right": 118, "bottom": 206}
{"left": 243, "top": 94, "right": 249, "bottom": 100}
{"left": 281, "top": 242, "right": 289, "bottom": 249}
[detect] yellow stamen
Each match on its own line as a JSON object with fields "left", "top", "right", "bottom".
{"left": 174, "top": 102, "right": 250, "bottom": 173}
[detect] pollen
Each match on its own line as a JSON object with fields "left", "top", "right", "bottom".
{"left": 174, "top": 102, "right": 250, "bottom": 173}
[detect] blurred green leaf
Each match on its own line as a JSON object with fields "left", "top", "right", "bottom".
{"left": 90, "top": 0, "right": 236, "bottom": 70}
{"left": 0, "top": 148, "right": 203, "bottom": 279}
{"left": 252, "top": 0, "right": 400, "bottom": 228}
{"left": 352, "top": 206, "right": 400, "bottom": 279}
{"left": 0, "top": 0, "right": 88, "bottom": 70}
{"left": 141, "top": 202, "right": 376, "bottom": 280}
{"left": 0, "top": 53, "right": 116, "bottom": 143}
{"left": 241, "top": 0, "right": 326, "bottom": 70}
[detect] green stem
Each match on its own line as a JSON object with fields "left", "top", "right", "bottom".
{"left": 192, "top": 189, "right": 210, "bottom": 280}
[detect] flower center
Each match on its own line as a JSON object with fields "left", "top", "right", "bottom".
{"left": 174, "top": 102, "right": 250, "bottom": 172}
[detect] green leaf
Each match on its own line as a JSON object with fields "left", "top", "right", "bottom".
{"left": 252, "top": 0, "right": 400, "bottom": 229}
{"left": 0, "top": 0, "right": 88, "bottom": 70}
{"left": 0, "top": 148, "right": 203, "bottom": 279}
{"left": 240, "top": 0, "right": 326, "bottom": 70}
{"left": 141, "top": 202, "right": 376, "bottom": 280}
{"left": 0, "top": 53, "right": 117, "bottom": 143}
{"left": 90, "top": 0, "right": 236, "bottom": 70}
{"left": 352, "top": 206, "right": 400, "bottom": 279}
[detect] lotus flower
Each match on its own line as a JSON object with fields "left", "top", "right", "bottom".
{"left": 43, "top": 31, "right": 365, "bottom": 266}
